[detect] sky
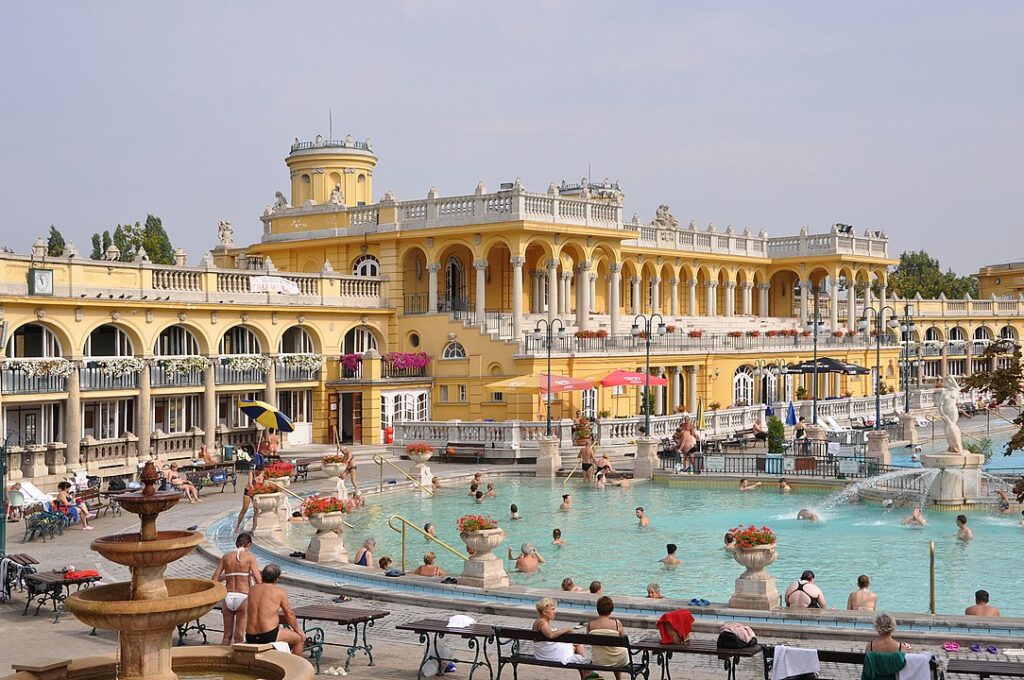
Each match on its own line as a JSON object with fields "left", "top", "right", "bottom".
{"left": 1, "top": 1, "right": 1021, "bottom": 274}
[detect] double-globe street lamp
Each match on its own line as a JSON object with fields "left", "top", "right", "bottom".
{"left": 805, "top": 284, "right": 826, "bottom": 425}
{"left": 532, "top": 318, "right": 566, "bottom": 436}
{"left": 630, "top": 314, "right": 667, "bottom": 434}
{"left": 859, "top": 305, "right": 902, "bottom": 430}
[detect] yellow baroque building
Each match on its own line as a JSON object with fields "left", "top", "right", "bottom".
{"left": 2, "top": 135, "right": 1021, "bottom": 489}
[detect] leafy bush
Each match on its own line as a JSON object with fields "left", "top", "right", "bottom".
{"left": 767, "top": 415, "right": 786, "bottom": 453}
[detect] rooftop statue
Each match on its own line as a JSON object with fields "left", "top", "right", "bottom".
{"left": 217, "top": 220, "right": 234, "bottom": 247}
{"left": 328, "top": 183, "right": 344, "bottom": 206}
{"left": 652, "top": 204, "right": 679, "bottom": 229}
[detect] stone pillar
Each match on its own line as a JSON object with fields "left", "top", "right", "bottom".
{"left": 609, "top": 264, "right": 621, "bottom": 336}
{"left": 651, "top": 277, "right": 661, "bottom": 315}
{"left": 561, "top": 271, "right": 572, "bottom": 317}
{"left": 535, "top": 436, "right": 561, "bottom": 477}
{"left": 475, "top": 260, "right": 488, "bottom": 322}
{"left": 940, "top": 344, "right": 948, "bottom": 379}
{"left": 670, "top": 367, "right": 682, "bottom": 412}
{"left": 137, "top": 358, "right": 152, "bottom": 459}
{"left": 759, "top": 283, "right": 770, "bottom": 317}
{"left": 799, "top": 281, "right": 810, "bottom": 324}
{"left": 705, "top": 282, "right": 717, "bottom": 317}
{"left": 634, "top": 437, "right": 659, "bottom": 479}
{"left": 829, "top": 285, "right": 840, "bottom": 332}
{"left": 847, "top": 288, "right": 858, "bottom": 333}
{"left": 589, "top": 272, "right": 598, "bottom": 313}
{"left": 725, "top": 282, "right": 736, "bottom": 316}
{"left": 511, "top": 256, "right": 525, "bottom": 342}
{"left": 965, "top": 340, "right": 973, "bottom": 377}
{"left": 65, "top": 361, "right": 81, "bottom": 468}
{"left": 900, "top": 413, "right": 919, "bottom": 446}
{"left": 427, "top": 263, "right": 440, "bottom": 313}
{"left": 577, "top": 262, "right": 591, "bottom": 330}
{"left": 204, "top": 358, "right": 217, "bottom": 450}
{"left": 742, "top": 283, "right": 753, "bottom": 315}
{"left": 687, "top": 280, "right": 697, "bottom": 316}
{"left": 866, "top": 429, "right": 891, "bottom": 466}
{"left": 530, "top": 270, "right": 540, "bottom": 313}
{"left": 688, "top": 366, "right": 698, "bottom": 411}
{"left": 264, "top": 354, "right": 277, "bottom": 405}
{"left": 879, "top": 286, "right": 888, "bottom": 331}
{"left": 547, "top": 260, "right": 559, "bottom": 322}
{"left": 631, "top": 277, "right": 642, "bottom": 314}
{"left": 669, "top": 279, "right": 680, "bottom": 316}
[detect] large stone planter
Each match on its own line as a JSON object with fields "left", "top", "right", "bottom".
{"left": 251, "top": 492, "right": 284, "bottom": 537}
{"left": 306, "top": 512, "right": 349, "bottom": 563}
{"left": 728, "top": 544, "right": 781, "bottom": 611}
{"left": 459, "top": 528, "right": 509, "bottom": 588}
{"left": 322, "top": 461, "right": 349, "bottom": 496}
{"left": 266, "top": 475, "right": 291, "bottom": 489}
{"left": 407, "top": 451, "right": 433, "bottom": 474}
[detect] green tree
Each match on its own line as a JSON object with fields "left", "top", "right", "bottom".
{"left": 90, "top": 230, "right": 112, "bottom": 260}
{"left": 887, "top": 250, "right": 979, "bottom": 300}
{"left": 767, "top": 415, "right": 786, "bottom": 454}
{"left": 46, "top": 225, "right": 65, "bottom": 256}
{"left": 141, "top": 214, "right": 175, "bottom": 264}
{"left": 112, "top": 222, "right": 141, "bottom": 261}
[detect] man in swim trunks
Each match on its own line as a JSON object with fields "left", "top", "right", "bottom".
{"left": 785, "top": 570, "right": 827, "bottom": 609}
{"left": 245, "top": 564, "right": 305, "bottom": 654}
{"left": 994, "top": 490, "right": 1012, "bottom": 514}
{"left": 902, "top": 506, "right": 927, "bottom": 526}
{"left": 578, "top": 440, "right": 596, "bottom": 482}
{"left": 212, "top": 533, "right": 262, "bottom": 644}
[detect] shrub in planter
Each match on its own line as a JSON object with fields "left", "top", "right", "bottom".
{"left": 746, "top": 330, "right": 761, "bottom": 337}
{"left": 708, "top": 401, "right": 721, "bottom": 411}
{"left": 729, "top": 524, "right": 777, "bottom": 548}
{"left": 832, "top": 331, "right": 845, "bottom": 338}
{"left": 765, "top": 330, "right": 779, "bottom": 337}
{"left": 405, "top": 442, "right": 435, "bottom": 455}
{"left": 264, "top": 461, "right": 294, "bottom": 479}
{"left": 341, "top": 353, "right": 363, "bottom": 372}
{"left": 796, "top": 386, "right": 808, "bottom": 399}
{"left": 767, "top": 415, "right": 786, "bottom": 454}
{"left": 457, "top": 514, "right": 499, "bottom": 532}
{"left": 687, "top": 330, "right": 704, "bottom": 338}
{"left": 249, "top": 482, "right": 281, "bottom": 496}
{"left": 785, "top": 329, "right": 799, "bottom": 337}
{"left": 301, "top": 496, "right": 355, "bottom": 517}
{"left": 727, "top": 331, "right": 743, "bottom": 338}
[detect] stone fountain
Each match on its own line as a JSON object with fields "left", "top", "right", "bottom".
{"left": 0, "top": 461, "right": 311, "bottom": 680}
{"left": 919, "top": 376, "right": 984, "bottom": 505}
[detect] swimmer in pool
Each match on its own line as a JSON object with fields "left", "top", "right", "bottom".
{"left": 956, "top": 514, "right": 973, "bottom": 542}
{"left": 902, "top": 507, "right": 927, "bottom": 527}
{"left": 994, "top": 490, "right": 1012, "bottom": 514}
{"left": 739, "top": 478, "right": 761, "bottom": 492}
{"left": 635, "top": 507, "right": 650, "bottom": 528}
{"left": 797, "top": 508, "right": 821, "bottom": 522}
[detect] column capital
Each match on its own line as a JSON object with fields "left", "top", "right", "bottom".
{"left": 759, "top": 283, "right": 770, "bottom": 291}
{"left": 474, "top": 259, "right": 489, "bottom": 270}
{"left": 588, "top": 272, "right": 598, "bottom": 282}
{"left": 631, "top": 276, "right": 641, "bottom": 284}
{"left": 703, "top": 281, "right": 717, "bottom": 289}
{"left": 725, "top": 281, "right": 736, "bottom": 289}
{"left": 546, "top": 259, "right": 559, "bottom": 270}
{"left": 651, "top": 277, "right": 661, "bottom": 284}
{"left": 576, "top": 260, "right": 592, "bottom": 272}
{"left": 608, "top": 263, "right": 622, "bottom": 274}
{"left": 427, "top": 262, "right": 441, "bottom": 272}
{"left": 668, "top": 366, "right": 682, "bottom": 375}
{"left": 561, "top": 271, "right": 573, "bottom": 281}
{"left": 687, "top": 279, "right": 697, "bottom": 289}
{"left": 510, "top": 255, "right": 526, "bottom": 267}
{"left": 668, "top": 278, "right": 678, "bottom": 285}
{"left": 741, "top": 282, "right": 753, "bottom": 290}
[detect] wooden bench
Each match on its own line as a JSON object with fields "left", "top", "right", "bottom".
{"left": 185, "top": 466, "right": 237, "bottom": 494}
{"left": 494, "top": 625, "right": 649, "bottom": 680}
{"left": 23, "top": 571, "right": 102, "bottom": 621}
{"left": 396, "top": 617, "right": 499, "bottom": 680}
{"left": 633, "top": 636, "right": 760, "bottom": 680}
{"left": 762, "top": 644, "right": 939, "bottom": 680}
{"left": 439, "top": 442, "right": 485, "bottom": 464}
{"left": 946, "top": 659, "right": 1024, "bottom": 679}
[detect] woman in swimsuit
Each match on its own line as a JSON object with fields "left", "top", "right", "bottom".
{"left": 212, "top": 533, "right": 262, "bottom": 644}
{"left": 166, "top": 463, "right": 202, "bottom": 503}
{"left": 865, "top": 612, "right": 911, "bottom": 652}
{"left": 339, "top": 448, "right": 359, "bottom": 494}
{"left": 353, "top": 538, "right": 376, "bottom": 567}
{"left": 785, "top": 570, "right": 827, "bottom": 609}
{"left": 55, "top": 482, "right": 93, "bottom": 530}
{"left": 412, "top": 552, "right": 445, "bottom": 577}
{"left": 234, "top": 464, "right": 266, "bottom": 533}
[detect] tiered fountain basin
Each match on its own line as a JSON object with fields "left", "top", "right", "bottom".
{"left": 67, "top": 579, "right": 225, "bottom": 631}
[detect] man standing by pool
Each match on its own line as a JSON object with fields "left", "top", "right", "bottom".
{"left": 578, "top": 441, "right": 596, "bottom": 482}
{"left": 636, "top": 507, "right": 650, "bottom": 527}
{"left": 245, "top": 564, "right": 305, "bottom": 655}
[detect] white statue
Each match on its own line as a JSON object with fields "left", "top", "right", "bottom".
{"left": 938, "top": 374, "right": 964, "bottom": 453}
{"left": 328, "top": 183, "right": 344, "bottom": 206}
{"left": 273, "top": 191, "right": 289, "bottom": 211}
{"left": 217, "top": 220, "right": 234, "bottom": 247}
{"left": 652, "top": 204, "right": 679, "bottom": 229}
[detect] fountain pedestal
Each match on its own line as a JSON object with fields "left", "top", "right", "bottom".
{"left": 866, "top": 430, "right": 891, "bottom": 466}
{"left": 920, "top": 452, "right": 984, "bottom": 505}
{"left": 535, "top": 436, "right": 561, "bottom": 477}
{"left": 633, "top": 437, "right": 659, "bottom": 479}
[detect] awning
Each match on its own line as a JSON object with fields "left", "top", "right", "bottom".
{"left": 594, "top": 369, "right": 668, "bottom": 387}
{"left": 486, "top": 374, "right": 594, "bottom": 394}
{"left": 785, "top": 357, "right": 870, "bottom": 375}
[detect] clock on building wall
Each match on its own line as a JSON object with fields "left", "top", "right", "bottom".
{"left": 28, "top": 268, "right": 54, "bottom": 296}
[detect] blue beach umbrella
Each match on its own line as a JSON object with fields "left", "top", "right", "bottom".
{"left": 785, "top": 401, "right": 797, "bottom": 426}
{"left": 764, "top": 404, "right": 774, "bottom": 418}
{"left": 238, "top": 400, "right": 295, "bottom": 433}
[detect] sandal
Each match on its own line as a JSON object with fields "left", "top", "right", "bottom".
{"left": 332, "top": 594, "right": 352, "bottom": 603}
{"left": 970, "top": 644, "right": 981, "bottom": 653}
{"left": 988, "top": 646, "right": 999, "bottom": 655}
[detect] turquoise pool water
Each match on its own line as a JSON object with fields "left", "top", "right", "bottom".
{"left": 281, "top": 477, "right": 1024, "bottom": 616}
{"left": 890, "top": 427, "right": 1024, "bottom": 470}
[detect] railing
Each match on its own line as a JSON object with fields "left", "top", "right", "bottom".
{"left": 150, "top": 363, "right": 205, "bottom": 388}
{"left": 215, "top": 358, "right": 267, "bottom": 385}
{"left": 677, "top": 452, "right": 928, "bottom": 489}
{"left": 519, "top": 331, "right": 898, "bottom": 356}
{"left": 387, "top": 514, "right": 467, "bottom": 573}
{"left": 276, "top": 359, "right": 320, "bottom": 383}
{"left": 381, "top": 358, "right": 428, "bottom": 379}
{"left": 372, "top": 453, "right": 434, "bottom": 495}
{"left": 404, "top": 293, "right": 429, "bottom": 315}
{"left": 152, "top": 269, "right": 202, "bottom": 291}
{"left": 0, "top": 367, "right": 67, "bottom": 394}
{"left": 80, "top": 365, "right": 140, "bottom": 391}
{"left": 150, "top": 429, "right": 203, "bottom": 458}
{"left": 81, "top": 435, "right": 139, "bottom": 470}
{"left": 290, "top": 138, "right": 373, "bottom": 152}
{"left": 452, "top": 308, "right": 514, "bottom": 339}
{"left": 766, "top": 230, "right": 889, "bottom": 258}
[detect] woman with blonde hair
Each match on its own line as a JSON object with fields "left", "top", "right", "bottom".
{"left": 413, "top": 552, "right": 445, "bottom": 577}
{"left": 353, "top": 538, "right": 376, "bottom": 568}
{"left": 531, "top": 598, "right": 588, "bottom": 674}
{"left": 865, "top": 613, "right": 911, "bottom": 652}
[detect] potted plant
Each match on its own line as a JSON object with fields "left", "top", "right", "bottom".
{"left": 302, "top": 496, "right": 355, "bottom": 562}
{"left": 786, "top": 329, "right": 799, "bottom": 337}
{"left": 249, "top": 481, "right": 285, "bottom": 519}
{"left": 665, "top": 324, "right": 677, "bottom": 334}
{"left": 728, "top": 525, "right": 778, "bottom": 578}
{"left": 405, "top": 442, "right": 435, "bottom": 469}
{"left": 765, "top": 330, "right": 779, "bottom": 338}
{"left": 687, "top": 330, "right": 703, "bottom": 338}
{"left": 708, "top": 401, "right": 721, "bottom": 411}
{"left": 321, "top": 453, "right": 348, "bottom": 479}
{"left": 597, "top": 409, "right": 611, "bottom": 419}
{"left": 264, "top": 461, "right": 294, "bottom": 488}
{"left": 457, "top": 514, "right": 505, "bottom": 557}
{"left": 340, "top": 353, "right": 362, "bottom": 376}
{"left": 832, "top": 331, "right": 845, "bottom": 338}
{"left": 727, "top": 331, "right": 743, "bottom": 338}
{"left": 801, "top": 330, "right": 812, "bottom": 337}
{"left": 746, "top": 330, "right": 761, "bottom": 338}
{"left": 572, "top": 421, "right": 593, "bottom": 445}
{"left": 796, "top": 386, "right": 808, "bottom": 400}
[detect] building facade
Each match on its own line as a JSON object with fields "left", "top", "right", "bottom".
{"left": 2, "top": 135, "right": 1020, "bottom": 489}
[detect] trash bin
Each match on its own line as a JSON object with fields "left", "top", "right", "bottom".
{"left": 384, "top": 426, "right": 394, "bottom": 444}
{"left": 222, "top": 444, "right": 236, "bottom": 462}
{"left": 764, "top": 453, "right": 783, "bottom": 475}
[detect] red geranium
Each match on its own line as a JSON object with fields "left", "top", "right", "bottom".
{"left": 729, "top": 524, "right": 777, "bottom": 548}
{"left": 249, "top": 482, "right": 281, "bottom": 496}
{"left": 457, "top": 514, "right": 499, "bottom": 532}
{"left": 264, "top": 461, "right": 294, "bottom": 479}
{"left": 301, "top": 495, "right": 355, "bottom": 517}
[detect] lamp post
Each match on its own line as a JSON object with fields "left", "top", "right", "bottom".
{"left": 896, "top": 304, "right": 917, "bottom": 413}
{"left": 859, "top": 305, "right": 901, "bottom": 429}
{"left": 532, "top": 319, "right": 566, "bottom": 436}
{"left": 805, "top": 284, "right": 825, "bottom": 425}
{"left": 631, "top": 314, "right": 667, "bottom": 434}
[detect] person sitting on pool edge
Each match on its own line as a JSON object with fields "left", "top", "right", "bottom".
{"left": 413, "top": 552, "right": 445, "bottom": 578}
{"left": 785, "top": 570, "right": 826, "bottom": 609}
{"left": 847, "top": 575, "right": 877, "bottom": 611}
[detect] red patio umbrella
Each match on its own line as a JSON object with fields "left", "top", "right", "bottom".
{"left": 597, "top": 369, "right": 668, "bottom": 387}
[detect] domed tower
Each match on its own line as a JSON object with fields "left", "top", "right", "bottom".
{"left": 285, "top": 134, "right": 377, "bottom": 207}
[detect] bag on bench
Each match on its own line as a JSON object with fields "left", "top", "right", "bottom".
{"left": 717, "top": 623, "right": 757, "bottom": 649}
{"left": 211, "top": 470, "right": 228, "bottom": 484}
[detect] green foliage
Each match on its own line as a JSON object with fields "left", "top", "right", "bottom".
{"left": 888, "top": 250, "right": 979, "bottom": 300}
{"left": 141, "top": 214, "right": 175, "bottom": 264}
{"left": 964, "top": 437, "right": 993, "bottom": 462}
{"left": 46, "top": 226, "right": 65, "bottom": 256}
{"left": 89, "top": 215, "right": 175, "bottom": 264}
{"left": 964, "top": 339, "right": 1024, "bottom": 488}
{"left": 90, "top": 231, "right": 112, "bottom": 260}
{"left": 767, "top": 416, "right": 786, "bottom": 454}
{"left": 795, "top": 386, "right": 808, "bottom": 400}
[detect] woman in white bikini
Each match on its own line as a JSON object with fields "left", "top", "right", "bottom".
{"left": 212, "top": 533, "right": 262, "bottom": 644}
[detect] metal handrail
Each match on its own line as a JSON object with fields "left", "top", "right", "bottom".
{"left": 387, "top": 514, "right": 468, "bottom": 572}
{"left": 268, "top": 479, "right": 354, "bottom": 528}
{"left": 372, "top": 453, "right": 434, "bottom": 495}
{"left": 562, "top": 461, "right": 580, "bottom": 486}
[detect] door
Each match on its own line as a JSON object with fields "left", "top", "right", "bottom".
{"left": 340, "top": 393, "right": 362, "bottom": 445}
{"left": 444, "top": 256, "right": 466, "bottom": 311}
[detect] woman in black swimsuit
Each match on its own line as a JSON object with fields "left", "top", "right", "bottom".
{"left": 785, "top": 570, "right": 826, "bottom": 609}
{"left": 234, "top": 464, "right": 266, "bottom": 533}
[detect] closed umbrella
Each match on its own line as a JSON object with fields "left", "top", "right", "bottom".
{"left": 695, "top": 398, "right": 706, "bottom": 431}
{"left": 785, "top": 401, "right": 797, "bottom": 426}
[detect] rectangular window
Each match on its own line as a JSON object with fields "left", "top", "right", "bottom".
{"left": 278, "top": 389, "right": 312, "bottom": 422}
{"left": 490, "top": 392, "right": 504, "bottom": 402}
{"left": 217, "top": 391, "right": 259, "bottom": 428}
{"left": 82, "top": 398, "right": 135, "bottom": 440}
{"left": 439, "top": 385, "right": 449, "bottom": 403}
{"left": 947, "top": 359, "right": 966, "bottom": 376}
{"left": 458, "top": 385, "right": 467, "bottom": 402}
{"left": 153, "top": 395, "right": 200, "bottom": 434}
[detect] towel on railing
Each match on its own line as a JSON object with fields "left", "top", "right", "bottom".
{"left": 897, "top": 653, "right": 933, "bottom": 680}
{"left": 772, "top": 645, "right": 820, "bottom": 680}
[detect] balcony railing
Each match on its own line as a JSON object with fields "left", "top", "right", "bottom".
{"left": 215, "top": 358, "right": 267, "bottom": 385}
{"left": 382, "top": 358, "right": 428, "bottom": 379}
{"left": 150, "top": 363, "right": 205, "bottom": 388}
{"left": 276, "top": 359, "right": 320, "bottom": 383}
{"left": 80, "top": 365, "right": 140, "bottom": 391}
{"left": 0, "top": 367, "right": 67, "bottom": 394}
{"left": 404, "top": 293, "right": 429, "bottom": 315}
{"left": 519, "top": 331, "right": 898, "bottom": 356}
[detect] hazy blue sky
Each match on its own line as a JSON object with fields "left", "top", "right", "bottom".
{"left": 1, "top": 2, "right": 1020, "bottom": 273}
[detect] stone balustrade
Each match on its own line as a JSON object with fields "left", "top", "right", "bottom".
{"left": 766, "top": 229, "right": 889, "bottom": 258}
{"left": 909, "top": 295, "right": 1024, "bottom": 318}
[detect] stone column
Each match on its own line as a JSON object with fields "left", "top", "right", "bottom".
{"left": 799, "top": 281, "right": 810, "bottom": 324}
{"left": 965, "top": 340, "right": 973, "bottom": 377}
{"left": 264, "top": 354, "right": 277, "bottom": 405}
{"left": 867, "top": 429, "right": 891, "bottom": 465}
{"left": 725, "top": 282, "right": 736, "bottom": 316}
{"left": 427, "top": 263, "right": 440, "bottom": 313}
{"left": 589, "top": 272, "right": 598, "bottom": 313}
{"left": 561, "top": 271, "right": 572, "bottom": 317}
{"left": 536, "top": 437, "right": 561, "bottom": 477}
{"left": 687, "top": 280, "right": 697, "bottom": 316}
{"left": 530, "top": 270, "right": 540, "bottom": 313}
{"left": 940, "top": 344, "right": 948, "bottom": 378}
{"left": 547, "top": 260, "right": 559, "bottom": 322}
{"left": 609, "top": 264, "right": 621, "bottom": 336}
{"left": 688, "top": 366, "right": 698, "bottom": 411}
{"left": 847, "top": 288, "right": 858, "bottom": 333}
{"left": 669, "top": 367, "right": 682, "bottom": 411}
{"left": 879, "top": 286, "right": 888, "bottom": 330}
{"left": 631, "top": 277, "right": 642, "bottom": 315}
{"left": 651, "top": 277, "right": 661, "bottom": 315}
{"left": 634, "top": 437, "right": 659, "bottom": 479}
{"left": 759, "top": 283, "right": 770, "bottom": 317}
{"left": 742, "top": 283, "right": 753, "bottom": 315}
{"left": 204, "top": 358, "right": 217, "bottom": 450}
{"left": 577, "top": 262, "right": 591, "bottom": 330}
{"left": 829, "top": 285, "right": 840, "bottom": 332}
{"left": 137, "top": 358, "right": 152, "bottom": 459}
{"left": 65, "top": 361, "right": 82, "bottom": 468}
{"left": 705, "top": 282, "right": 717, "bottom": 317}
{"left": 474, "top": 260, "right": 488, "bottom": 322}
{"left": 511, "top": 256, "right": 525, "bottom": 342}
{"left": 654, "top": 380, "right": 665, "bottom": 415}
{"left": 669, "top": 278, "right": 680, "bottom": 316}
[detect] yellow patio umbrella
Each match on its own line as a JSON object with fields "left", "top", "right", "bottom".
{"left": 694, "top": 397, "right": 706, "bottom": 431}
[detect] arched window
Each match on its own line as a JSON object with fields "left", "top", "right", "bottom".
{"left": 442, "top": 342, "right": 466, "bottom": 359}
{"left": 1000, "top": 325, "right": 1018, "bottom": 340}
{"left": 6, "top": 323, "right": 62, "bottom": 358}
{"left": 85, "top": 325, "right": 134, "bottom": 357}
{"left": 352, "top": 254, "right": 380, "bottom": 277}
{"left": 219, "top": 326, "right": 262, "bottom": 355}
{"left": 154, "top": 326, "right": 200, "bottom": 356}
{"left": 924, "top": 327, "right": 942, "bottom": 342}
{"left": 343, "top": 327, "right": 378, "bottom": 354}
{"left": 732, "top": 366, "right": 754, "bottom": 406}
{"left": 973, "top": 327, "right": 992, "bottom": 341}
{"left": 948, "top": 327, "right": 966, "bottom": 341}
{"left": 279, "top": 326, "right": 315, "bottom": 354}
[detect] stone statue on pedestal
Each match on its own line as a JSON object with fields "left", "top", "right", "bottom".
{"left": 328, "top": 183, "right": 344, "bottom": 206}
{"left": 217, "top": 220, "right": 234, "bottom": 248}
{"left": 938, "top": 374, "right": 964, "bottom": 453}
